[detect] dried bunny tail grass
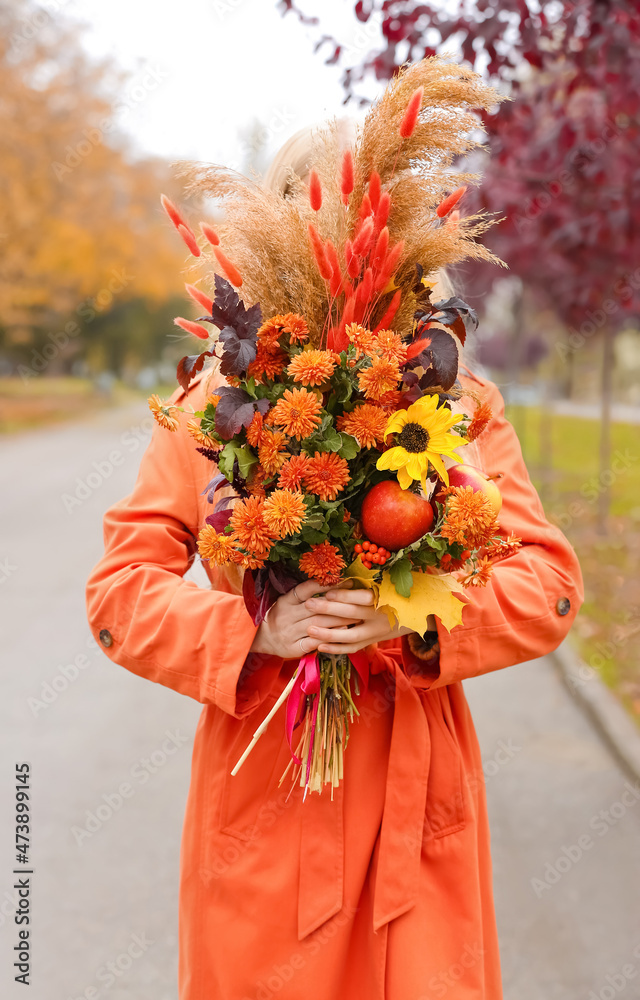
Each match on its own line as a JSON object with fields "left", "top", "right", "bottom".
{"left": 171, "top": 56, "right": 506, "bottom": 344}
{"left": 174, "top": 159, "right": 331, "bottom": 339}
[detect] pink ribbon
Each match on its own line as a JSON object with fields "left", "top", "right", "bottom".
{"left": 284, "top": 652, "right": 371, "bottom": 772}
{"left": 285, "top": 654, "right": 321, "bottom": 767}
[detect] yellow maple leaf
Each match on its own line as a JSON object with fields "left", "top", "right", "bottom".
{"left": 343, "top": 555, "right": 380, "bottom": 601}
{"left": 377, "top": 570, "right": 467, "bottom": 634}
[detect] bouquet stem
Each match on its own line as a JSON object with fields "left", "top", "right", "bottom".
{"left": 279, "top": 653, "right": 360, "bottom": 798}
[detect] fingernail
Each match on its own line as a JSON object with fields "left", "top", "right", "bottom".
{"left": 305, "top": 599, "right": 317, "bottom": 609}
{"left": 308, "top": 627, "right": 319, "bottom": 635}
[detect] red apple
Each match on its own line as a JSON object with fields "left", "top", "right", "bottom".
{"left": 433, "top": 463, "right": 502, "bottom": 515}
{"left": 361, "top": 480, "right": 435, "bottom": 550}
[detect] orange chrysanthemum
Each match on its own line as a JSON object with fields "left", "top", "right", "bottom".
{"left": 205, "top": 393, "right": 221, "bottom": 408}
{"left": 148, "top": 394, "right": 179, "bottom": 432}
{"left": 248, "top": 342, "right": 288, "bottom": 382}
{"left": 230, "top": 549, "right": 268, "bottom": 570}
{"left": 373, "top": 329, "right": 408, "bottom": 366}
{"left": 197, "top": 524, "right": 236, "bottom": 565}
{"left": 283, "top": 314, "right": 310, "bottom": 344}
{"left": 299, "top": 541, "right": 346, "bottom": 586}
{"left": 246, "top": 464, "right": 268, "bottom": 498}
{"left": 229, "top": 496, "right": 277, "bottom": 555}
{"left": 337, "top": 403, "right": 388, "bottom": 449}
{"left": 186, "top": 419, "right": 220, "bottom": 449}
{"left": 357, "top": 356, "right": 401, "bottom": 401}
{"left": 304, "top": 451, "right": 350, "bottom": 501}
{"left": 345, "top": 322, "right": 375, "bottom": 357}
{"left": 263, "top": 489, "right": 307, "bottom": 537}
{"left": 258, "top": 427, "right": 289, "bottom": 476}
{"left": 462, "top": 556, "right": 494, "bottom": 588}
{"left": 245, "top": 411, "right": 265, "bottom": 448}
{"left": 467, "top": 401, "right": 493, "bottom": 442}
{"left": 490, "top": 532, "right": 522, "bottom": 562}
{"left": 271, "top": 388, "right": 322, "bottom": 440}
{"left": 287, "top": 349, "right": 337, "bottom": 387}
{"left": 278, "top": 454, "right": 311, "bottom": 492}
{"left": 440, "top": 486, "right": 499, "bottom": 549}
{"left": 258, "top": 313, "right": 309, "bottom": 346}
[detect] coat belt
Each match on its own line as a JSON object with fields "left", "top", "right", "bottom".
{"left": 297, "top": 641, "right": 432, "bottom": 941}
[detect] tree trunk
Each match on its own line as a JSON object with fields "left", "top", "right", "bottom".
{"left": 597, "top": 325, "right": 614, "bottom": 535}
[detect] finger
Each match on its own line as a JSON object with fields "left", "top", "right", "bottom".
{"left": 304, "top": 597, "right": 377, "bottom": 620}
{"left": 302, "top": 614, "right": 363, "bottom": 632}
{"left": 324, "top": 588, "right": 375, "bottom": 606}
{"left": 297, "top": 635, "right": 319, "bottom": 655}
{"left": 306, "top": 624, "right": 373, "bottom": 644}
{"left": 317, "top": 640, "right": 369, "bottom": 655}
{"left": 285, "top": 581, "right": 332, "bottom": 612}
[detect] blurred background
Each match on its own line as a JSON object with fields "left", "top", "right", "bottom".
{"left": 1, "top": 1, "right": 639, "bottom": 998}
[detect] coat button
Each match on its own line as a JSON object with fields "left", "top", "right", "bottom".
{"left": 556, "top": 597, "right": 571, "bottom": 616}
{"left": 99, "top": 629, "right": 113, "bottom": 647}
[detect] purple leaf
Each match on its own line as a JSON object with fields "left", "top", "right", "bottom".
{"left": 204, "top": 509, "right": 233, "bottom": 532}
{"left": 201, "top": 473, "right": 226, "bottom": 504}
{"left": 176, "top": 351, "right": 214, "bottom": 393}
{"left": 242, "top": 569, "right": 276, "bottom": 627}
{"left": 406, "top": 329, "right": 459, "bottom": 390}
{"left": 214, "top": 386, "right": 269, "bottom": 439}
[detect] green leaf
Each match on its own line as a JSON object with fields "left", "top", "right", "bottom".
{"left": 301, "top": 527, "right": 328, "bottom": 545}
{"left": 305, "top": 513, "right": 326, "bottom": 530}
{"left": 217, "top": 442, "right": 257, "bottom": 482}
{"left": 338, "top": 433, "right": 360, "bottom": 461}
{"left": 390, "top": 558, "right": 414, "bottom": 599}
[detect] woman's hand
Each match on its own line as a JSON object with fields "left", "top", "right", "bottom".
{"left": 301, "top": 581, "right": 424, "bottom": 655}
{"left": 250, "top": 579, "right": 364, "bottom": 659}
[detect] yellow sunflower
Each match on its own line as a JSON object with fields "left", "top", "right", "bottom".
{"left": 376, "top": 394, "right": 465, "bottom": 490}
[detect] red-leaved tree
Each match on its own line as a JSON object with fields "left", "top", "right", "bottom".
{"left": 279, "top": 0, "right": 640, "bottom": 530}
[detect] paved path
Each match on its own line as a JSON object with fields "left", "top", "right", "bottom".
{"left": 0, "top": 406, "right": 639, "bottom": 1000}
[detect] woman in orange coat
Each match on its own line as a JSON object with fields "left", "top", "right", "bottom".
{"left": 86, "top": 355, "right": 583, "bottom": 999}
{"left": 86, "top": 59, "right": 584, "bottom": 998}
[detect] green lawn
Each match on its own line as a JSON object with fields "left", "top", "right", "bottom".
{"left": 506, "top": 404, "right": 640, "bottom": 726}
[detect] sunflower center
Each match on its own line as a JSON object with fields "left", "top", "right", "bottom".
{"left": 397, "top": 422, "right": 429, "bottom": 453}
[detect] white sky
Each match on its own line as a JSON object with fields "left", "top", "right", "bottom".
{"left": 56, "top": 0, "right": 384, "bottom": 172}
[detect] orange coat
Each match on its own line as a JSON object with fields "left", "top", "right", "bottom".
{"left": 86, "top": 365, "right": 584, "bottom": 999}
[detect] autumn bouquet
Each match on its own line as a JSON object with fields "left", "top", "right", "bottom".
{"left": 149, "top": 57, "right": 520, "bottom": 797}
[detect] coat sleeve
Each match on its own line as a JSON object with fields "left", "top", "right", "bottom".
{"left": 400, "top": 375, "right": 584, "bottom": 689}
{"left": 85, "top": 394, "right": 285, "bottom": 719}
